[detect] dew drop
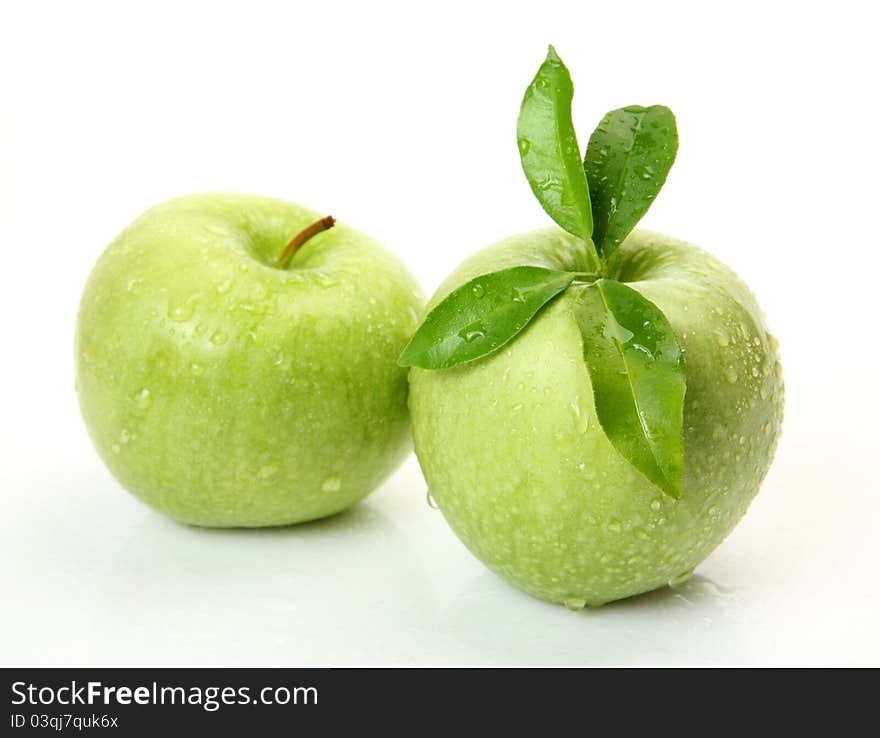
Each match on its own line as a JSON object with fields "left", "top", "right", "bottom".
{"left": 517, "top": 138, "right": 530, "bottom": 155}
{"left": 458, "top": 322, "right": 485, "bottom": 343}
{"left": 724, "top": 366, "right": 739, "bottom": 383}
{"left": 426, "top": 490, "right": 439, "bottom": 509}
{"left": 210, "top": 329, "right": 229, "bottom": 346}
{"left": 204, "top": 223, "right": 231, "bottom": 237}
{"left": 314, "top": 273, "right": 338, "bottom": 288}
{"left": 511, "top": 403, "right": 524, "bottom": 414}
{"left": 714, "top": 329, "right": 730, "bottom": 347}
{"left": 650, "top": 499, "right": 662, "bottom": 512}
{"left": 472, "top": 283, "right": 485, "bottom": 299}
{"left": 190, "top": 363, "right": 204, "bottom": 376}
{"left": 751, "top": 366, "right": 759, "bottom": 377}
{"left": 563, "top": 596, "right": 586, "bottom": 611}
{"left": 216, "top": 278, "right": 233, "bottom": 295}
{"left": 321, "top": 475, "right": 341, "bottom": 492}
{"left": 600, "top": 553, "right": 612, "bottom": 565}
{"left": 570, "top": 396, "right": 590, "bottom": 434}
{"left": 258, "top": 464, "right": 278, "bottom": 479}
{"left": 607, "top": 519, "right": 622, "bottom": 534}
{"left": 168, "top": 302, "right": 195, "bottom": 323}
{"left": 668, "top": 569, "right": 694, "bottom": 589}
{"left": 119, "top": 430, "right": 132, "bottom": 444}
{"left": 134, "top": 388, "right": 151, "bottom": 409}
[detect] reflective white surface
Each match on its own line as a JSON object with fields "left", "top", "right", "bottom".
{"left": 2, "top": 1, "right": 878, "bottom": 666}
{"left": 2, "top": 430, "right": 877, "bottom": 666}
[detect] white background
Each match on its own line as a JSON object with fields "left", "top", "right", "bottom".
{"left": 1, "top": 0, "right": 878, "bottom": 666}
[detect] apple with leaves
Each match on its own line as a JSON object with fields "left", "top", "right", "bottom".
{"left": 402, "top": 47, "right": 783, "bottom": 607}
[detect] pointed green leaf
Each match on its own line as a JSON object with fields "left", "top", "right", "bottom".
{"left": 517, "top": 46, "right": 593, "bottom": 241}
{"left": 574, "top": 279, "right": 685, "bottom": 498}
{"left": 584, "top": 105, "right": 678, "bottom": 258}
{"left": 399, "top": 267, "right": 575, "bottom": 369}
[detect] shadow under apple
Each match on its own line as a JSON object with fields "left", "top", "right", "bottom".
{"left": 88, "top": 500, "right": 430, "bottom": 665}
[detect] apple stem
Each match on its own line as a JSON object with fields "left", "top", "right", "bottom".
{"left": 277, "top": 215, "right": 336, "bottom": 266}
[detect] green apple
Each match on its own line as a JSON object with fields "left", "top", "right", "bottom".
{"left": 402, "top": 48, "right": 784, "bottom": 607}
{"left": 76, "top": 194, "right": 424, "bottom": 527}
{"left": 408, "top": 227, "right": 783, "bottom": 606}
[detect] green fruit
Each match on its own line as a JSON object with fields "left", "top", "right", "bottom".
{"left": 76, "top": 194, "right": 423, "bottom": 527}
{"left": 408, "top": 227, "right": 783, "bottom": 606}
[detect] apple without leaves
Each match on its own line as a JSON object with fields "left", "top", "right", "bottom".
{"left": 76, "top": 194, "right": 423, "bottom": 527}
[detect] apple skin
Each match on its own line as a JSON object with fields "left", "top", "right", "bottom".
{"left": 408, "top": 228, "right": 783, "bottom": 607}
{"left": 76, "top": 194, "right": 424, "bottom": 527}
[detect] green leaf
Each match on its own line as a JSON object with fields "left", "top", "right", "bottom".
{"left": 573, "top": 279, "right": 685, "bottom": 498}
{"left": 399, "top": 266, "right": 575, "bottom": 369}
{"left": 584, "top": 105, "right": 678, "bottom": 258}
{"left": 517, "top": 46, "right": 593, "bottom": 242}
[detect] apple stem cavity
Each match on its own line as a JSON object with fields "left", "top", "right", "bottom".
{"left": 277, "top": 215, "right": 336, "bottom": 267}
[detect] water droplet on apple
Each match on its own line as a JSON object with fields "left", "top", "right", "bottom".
{"left": 569, "top": 396, "right": 590, "bottom": 434}
{"left": 774, "top": 361, "right": 783, "bottom": 379}
{"left": 751, "top": 366, "right": 759, "bottom": 377}
{"left": 668, "top": 569, "right": 694, "bottom": 589}
{"left": 599, "top": 552, "right": 612, "bottom": 565}
{"left": 511, "top": 403, "right": 524, "bottom": 414}
{"left": 314, "top": 272, "right": 337, "bottom": 288}
{"left": 190, "top": 363, "right": 204, "bottom": 376}
{"left": 768, "top": 333, "right": 780, "bottom": 353}
{"left": 126, "top": 278, "right": 141, "bottom": 292}
{"left": 216, "top": 279, "right": 233, "bottom": 295}
{"left": 321, "top": 475, "right": 341, "bottom": 492}
{"left": 607, "top": 519, "right": 622, "bottom": 534}
{"left": 517, "top": 138, "right": 530, "bottom": 155}
{"left": 204, "top": 223, "right": 232, "bottom": 237}
{"left": 258, "top": 464, "right": 278, "bottom": 479}
{"left": 210, "top": 329, "right": 229, "bottom": 346}
{"left": 713, "top": 329, "right": 730, "bottom": 347}
{"left": 195, "top": 323, "right": 208, "bottom": 336}
{"left": 563, "top": 596, "right": 586, "bottom": 611}
{"left": 168, "top": 302, "right": 195, "bottom": 322}
{"left": 763, "top": 421, "right": 772, "bottom": 435}
{"left": 472, "top": 283, "right": 485, "bottom": 299}
{"left": 724, "top": 366, "right": 739, "bottom": 383}
{"left": 650, "top": 499, "right": 662, "bottom": 512}
{"left": 426, "top": 491, "right": 439, "bottom": 509}
{"left": 133, "top": 388, "right": 151, "bottom": 409}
